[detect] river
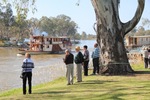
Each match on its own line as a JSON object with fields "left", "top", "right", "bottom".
{"left": 0, "top": 40, "right": 96, "bottom": 92}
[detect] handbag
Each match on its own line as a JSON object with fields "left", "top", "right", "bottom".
{"left": 20, "top": 72, "right": 25, "bottom": 79}
{"left": 20, "top": 59, "right": 27, "bottom": 79}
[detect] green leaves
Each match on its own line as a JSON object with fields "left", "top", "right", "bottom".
{"left": 1, "top": 0, "right": 36, "bottom": 22}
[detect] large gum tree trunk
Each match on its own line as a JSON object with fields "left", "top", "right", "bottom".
{"left": 91, "top": 0, "right": 145, "bottom": 75}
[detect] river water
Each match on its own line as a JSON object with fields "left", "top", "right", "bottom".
{"left": 0, "top": 40, "right": 96, "bottom": 92}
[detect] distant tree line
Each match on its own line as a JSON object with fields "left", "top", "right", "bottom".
{"left": 1, "top": 3, "right": 149, "bottom": 42}
{"left": 0, "top": 3, "right": 96, "bottom": 42}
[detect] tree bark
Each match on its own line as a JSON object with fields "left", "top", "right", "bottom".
{"left": 91, "top": 0, "right": 145, "bottom": 75}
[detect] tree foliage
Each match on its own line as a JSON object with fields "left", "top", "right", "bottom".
{"left": 142, "top": 18, "right": 150, "bottom": 27}
{"left": 0, "top": 10, "right": 79, "bottom": 40}
{"left": 1, "top": 0, "right": 36, "bottom": 21}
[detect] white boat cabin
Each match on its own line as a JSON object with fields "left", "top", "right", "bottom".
{"left": 29, "top": 36, "right": 71, "bottom": 52}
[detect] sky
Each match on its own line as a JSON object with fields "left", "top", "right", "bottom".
{"left": 24, "top": 0, "right": 150, "bottom": 35}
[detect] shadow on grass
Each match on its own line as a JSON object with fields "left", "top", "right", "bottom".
{"left": 134, "top": 71, "right": 150, "bottom": 74}
{"left": 79, "top": 80, "right": 118, "bottom": 85}
{"left": 34, "top": 91, "right": 69, "bottom": 95}
{"left": 31, "top": 78, "right": 150, "bottom": 100}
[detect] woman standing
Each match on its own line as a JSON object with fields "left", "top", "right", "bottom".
{"left": 75, "top": 46, "right": 84, "bottom": 82}
{"left": 21, "top": 53, "right": 34, "bottom": 95}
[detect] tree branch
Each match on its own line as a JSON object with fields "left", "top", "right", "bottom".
{"left": 123, "top": 0, "right": 145, "bottom": 36}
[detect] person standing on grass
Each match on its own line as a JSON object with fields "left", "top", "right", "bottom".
{"left": 83, "top": 45, "right": 89, "bottom": 76}
{"left": 21, "top": 53, "right": 34, "bottom": 95}
{"left": 75, "top": 46, "right": 84, "bottom": 82}
{"left": 142, "top": 47, "right": 149, "bottom": 69}
{"left": 148, "top": 48, "right": 150, "bottom": 68}
{"left": 63, "top": 49, "right": 74, "bottom": 85}
{"left": 91, "top": 43, "right": 100, "bottom": 75}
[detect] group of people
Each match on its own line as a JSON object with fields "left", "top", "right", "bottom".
{"left": 20, "top": 43, "right": 100, "bottom": 95}
{"left": 20, "top": 44, "right": 150, "bottom": 94}
{"left": 142, "top": 47, "right": 150, "bottom": 69}
{"left": 63, "top": 43, "right": 100, "bottom": 85}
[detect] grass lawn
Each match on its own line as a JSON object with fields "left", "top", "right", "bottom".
{"left": 0, "top": 63, "right": 150, "bottom": 100}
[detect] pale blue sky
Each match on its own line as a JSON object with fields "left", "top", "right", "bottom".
{"left": 26, "top": 0, "right": 150, "bottom": 34}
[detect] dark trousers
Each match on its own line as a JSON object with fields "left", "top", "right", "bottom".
{"left": 83, "top": 61, "right": 89, "bottom": 76}
{"left": 22, "top": 72, "right": 32, "bottom": 94}
{"left": 93, "top": 57, "right": 99, "bottom": 74}
{"left": 144, "top": 58, "right": 149, "bottom": 68}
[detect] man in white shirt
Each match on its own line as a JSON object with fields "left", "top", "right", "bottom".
{"left": 142, "top": 47, "right": 149, "bottom": 69}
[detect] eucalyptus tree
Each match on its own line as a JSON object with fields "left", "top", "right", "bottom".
{"left": 1, "top": 0, "right": 36, "bottom": 40}
{"left": 39, "top": 16, "right": 55, "bottom": 36}
{"left": 14, "top": 14, "right": 29, "bottom": 40}
{"left": 28, "top": 17, "right": 40, "bottom": 35}
{"left": 55, "top": 14, "right": 72, "bottom": 36}
{"left": 142, "top": 18, "right": 150, "bottom": 27}
{"left": 91, "top": 0, "right": 145, "bottom": 74}
{"left": 126, "top": 27, "right": 137, "bottom": 37}
{"left": 145, "top": 30, "right": 150, "bottom": 35}
{"left": 67, "top": 21, "right": 78, "bottom": 38}
{"left": 135, "top": 26, "right": 146, "bottom": 36}
{"left": 0, "top": 3, "right": 14, "bottom": 40}
{"left": 39, "top": 15, "right": 78, "bottom": 37}
{"left": 81, "top": 31, "right": 87, "bottom": 40}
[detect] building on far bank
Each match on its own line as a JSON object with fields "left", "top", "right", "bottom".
{"left": 125, "top": 35, "right": 150, "bottom": 50}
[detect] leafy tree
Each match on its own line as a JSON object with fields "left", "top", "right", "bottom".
{"left": 126, "top": 27, "right": 137, "bottom": 36}
{"left": 1, "top": 0, "right": 36, "bottom": 21}
{"left": 28, "top": 17, "right": 40, "bottom": 35}
{"left": 0, "top": 3, "right": 14, "bottom": 40}
{"left": 145, "top": 30, "right": 150, "bottom": 35}
{"left": 135, "top": 26, "right": 145, "bottom": 36}
{"left": 39, "top": 15, "right": 78, "bottom": 37}
{"left": 142, "top": 18, "right": 150, "bottom": 27}
{"left": 39, "top": 16, "right": 55, "bottom": 36}
{"left": 74, "top": 33, "right": 81, "bottom": 40}
{"left": 87, "top": 34, "right": 96, "bottom": 40}
{"left": 81, "top": 31, "right": 87, "bottom": 40}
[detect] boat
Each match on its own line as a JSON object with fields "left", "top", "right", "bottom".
{"left": 71, "top": 40, "right": 80, "bottom": 44}
{"left": 18, "top": 36, "right": 72, "bottom": 55}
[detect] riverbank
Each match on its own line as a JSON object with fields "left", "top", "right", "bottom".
{"left": 0, "top": 64, "right": 150, "bottom": 100}
{"left": 0, "top": 40, "right": 96, "bottom": 92}
{"left": 0, "top": 47, "right": 67, "bottom": 92}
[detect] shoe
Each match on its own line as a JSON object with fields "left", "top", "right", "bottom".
{"left": 67, "top": 83, "right": 71, "bottom": 85}
{"left": 77, "top": 81, "right": 82, "bottom": 82}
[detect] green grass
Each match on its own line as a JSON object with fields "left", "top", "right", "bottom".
{"left": 0, "top": 64, "right": 150, "bottom": 100}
